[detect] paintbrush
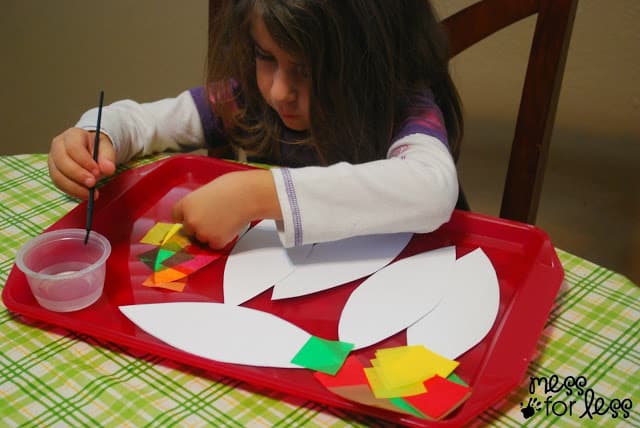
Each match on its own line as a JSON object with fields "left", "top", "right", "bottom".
{"left": 84, "top": 90, "right": 105, "bottom": 245}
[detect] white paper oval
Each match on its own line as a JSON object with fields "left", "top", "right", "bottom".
{"left": 272, "top": 232, "right": 413, "bottom": 300}
{"left": 120, "top": 302, "right": 310, "bottom": 368}
{"left": 406, "top": 248, "right": 500, "bottom": 359}
{"left": 338, "top": 246, "right": 455, "bottom": 349}
{"left": 224, "top": 220, "right": 312, "bottom": 305}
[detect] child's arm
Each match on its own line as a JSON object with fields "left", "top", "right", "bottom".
{"left": 170, "top": 134, "right": 456, "bottom": 250}
{"left": 74, "top": 90, "right": 205, "bottom": 163}
{"left": 172, "top": 169, "right": 282, "bottom": 248}
{"left": 48, "top": 90, "right": 206, "bottom": 199}
{"left": 270, "top": 134, "right": 458, "bottom": 247}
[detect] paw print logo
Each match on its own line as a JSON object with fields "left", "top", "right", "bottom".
{"left": 520, "top": 397, "right": 542, "bottom": 419}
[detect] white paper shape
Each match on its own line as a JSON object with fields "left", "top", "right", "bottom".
{"left": 271, "top": 232, "right": 413, "bottom": 300}
{"left": 224, "top": 220, "right": 313, "bottom": 305}
{"left": 120, "top": 302, "right": 311, "bottom": 368}
{"left": 406, "top": 248, "right": 500, "bottom": 359}
{"left": 338, "top": 246, "right": 456, "bottom": 349}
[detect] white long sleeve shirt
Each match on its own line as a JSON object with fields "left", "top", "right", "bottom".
{"left": 76, "top": 89, "right": 458, "bottom": 247}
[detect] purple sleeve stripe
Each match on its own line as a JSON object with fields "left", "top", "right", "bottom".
{"left": 188, "top": 87, "right": 226, "bottom": 148}
{"left": 281, "top": 168, "right": 303, "bottom": 246}
{"left": 395, "top": 125, "right": 449, "bottom": 149}
{"left": 393, "top": 91, "right": 450, "bottom": 148}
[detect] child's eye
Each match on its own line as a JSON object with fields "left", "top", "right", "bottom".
{"left": 254, "top": 45, "right": 274, "bottom": 62}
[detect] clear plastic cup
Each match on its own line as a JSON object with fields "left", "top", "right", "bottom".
{"left": 15, "top": 228, "right": 111, "bottom": 312}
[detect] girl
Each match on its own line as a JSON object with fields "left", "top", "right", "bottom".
{"left": 48, "top": 0, "right": 463, "bottom": 249}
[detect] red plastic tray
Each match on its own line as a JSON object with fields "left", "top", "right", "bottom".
{"left": 2, "top": 155, "right": 564, "bottom": 427}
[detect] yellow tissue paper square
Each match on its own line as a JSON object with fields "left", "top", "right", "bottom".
{"left": 140, "top": 223, "right": 179, "bottom": 245}
{"left": 161, "top": 223, "right": 184, "bottom": 246}
{"left": 162, "top": 228, "right": 190, "bottom": 249}
{"left": 374, "top": 345, "right": 459, "bottom": 390}
{"left": 364, "top": 367, "right": 426, "bottom": 399}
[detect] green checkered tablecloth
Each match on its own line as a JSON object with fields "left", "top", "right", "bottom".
{"left": 1, "top": 154, "right": 638, "bottom": 427}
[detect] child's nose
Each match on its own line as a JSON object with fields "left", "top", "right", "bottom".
{"left": 271, "top": 68, "right": 296, "bottom": 103}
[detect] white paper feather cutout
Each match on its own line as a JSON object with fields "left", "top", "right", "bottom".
{"left": 338, "top": 246, "right": 455, "bottom": 349}
{"left": 406, "top": 248, "right": 500, "bottom": 359}
{"left": 224, "top": 220, "right": 312, "bottom": 305}
{"left": 120, "top": 302, "right": 311, "bottom": 368}
{"left": 271, "top": 233, "right": 413, "bottom": 300}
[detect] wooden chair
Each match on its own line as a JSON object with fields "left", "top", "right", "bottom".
{"left": 443, "top": 0, "right": 578, "bottom": 224}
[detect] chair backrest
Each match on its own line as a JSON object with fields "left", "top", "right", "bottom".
{"left": 443, "top": 0, "right": 578, "bottom": 224}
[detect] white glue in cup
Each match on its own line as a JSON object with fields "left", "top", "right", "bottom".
{"left": 15, "top": 228, "right": 111, "bottom": 312}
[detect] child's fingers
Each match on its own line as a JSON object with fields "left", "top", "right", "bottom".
{"left": 171, "top": 200, "right": 188, "bottom": 229}
{"left": 47, "top": 155, "right": 91, "bottom": 200}
{"left": 67, "top": 132, "right": 101, "bottom": 177}
{"left": 49, "top": 133, "right": 97, "bottom": 187}
{"left": 97, "top": 137, "right": 117, "bottom": 177}
{"left": 172, "top": 199, "right": 202, "bottom": 242}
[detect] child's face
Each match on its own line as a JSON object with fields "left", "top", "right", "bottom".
{"left": 251, "top": 15, "right": 311, "bottom": 132}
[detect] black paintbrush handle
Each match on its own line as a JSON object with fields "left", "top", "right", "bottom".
{"left": 84, "top": 90, "right": 105, "bottom": 244}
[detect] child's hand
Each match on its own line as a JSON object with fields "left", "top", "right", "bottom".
{"left": 48, "top": 127, "right": 116, "bottom": 200}
{"left": 172, "top": 170, "right": 282, "bottom": 249}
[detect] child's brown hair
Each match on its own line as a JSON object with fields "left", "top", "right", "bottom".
{"left": 207, "top": 0, "right": 463, "bottom": 165}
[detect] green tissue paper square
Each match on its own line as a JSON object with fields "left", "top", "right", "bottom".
{"left": 154, "top": 248, "right": 175, "bottom": 272}
{"left": 291, "top": 336, "right": 354, "bottom": 375}
{"left": 389, "top": 397, "right": 426, "bottom": 419}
